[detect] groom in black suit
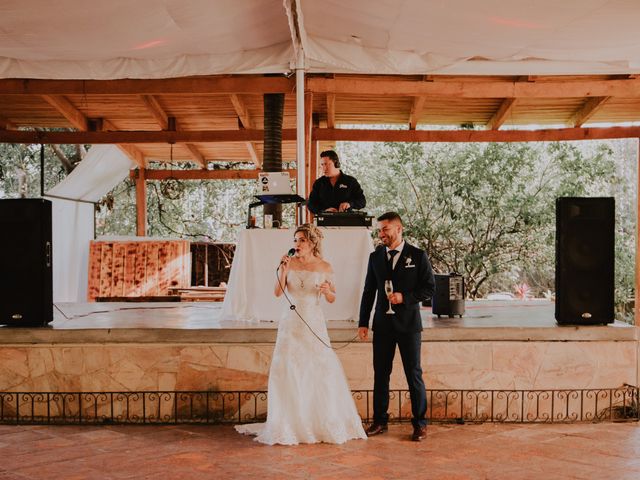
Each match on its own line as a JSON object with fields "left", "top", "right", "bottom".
{"left": 358, "top": 212, "right": 435, "bottom": 441}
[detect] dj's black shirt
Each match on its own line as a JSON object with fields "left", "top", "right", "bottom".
{"left": 307, "top": 172, "right": 366, "bottom": 214}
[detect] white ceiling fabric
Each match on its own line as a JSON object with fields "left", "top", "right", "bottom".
{"left": 295, "top": 0, "right": 640, "bottom": 75}
{"left": 0, "top": 0, "right": 292, "bottom": 79}
{"left": 1, "top": 0, "right": 640, "bottom": 79}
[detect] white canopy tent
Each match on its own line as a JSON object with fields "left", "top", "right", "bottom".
{"left": 1, "top": 0, "right": 640, "bottom": 79}
{"left": 2, "top": 0, "right": 640, "bottom": 305}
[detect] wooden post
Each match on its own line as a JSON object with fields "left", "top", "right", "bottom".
{"left": 135, "top": 167, "right": 147, "bottom": 237}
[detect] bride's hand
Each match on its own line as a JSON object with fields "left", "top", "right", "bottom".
{"left": 279, "top": 254, "right": 292, "bottom": 272}
{"left": 318, "top": 280, "right": 333, "bottom": 297}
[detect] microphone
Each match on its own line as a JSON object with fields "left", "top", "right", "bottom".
{"left": 280, "top": 248, "right": 296, "bottom": 265}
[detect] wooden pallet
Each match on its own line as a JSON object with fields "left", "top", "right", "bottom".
{"left": 88, "top": 240, "right": 191, "bottom": 301}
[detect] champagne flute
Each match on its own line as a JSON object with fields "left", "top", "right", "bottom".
{"left": 385, "top": 280, "right": 395, "bottom": 314}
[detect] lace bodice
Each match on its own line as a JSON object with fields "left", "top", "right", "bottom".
{"left": 286, "top": 270, "right": 333, "bottom": 302}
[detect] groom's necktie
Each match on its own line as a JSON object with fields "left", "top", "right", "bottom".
{"left": 387, "top": 249, "right": 398, "bottom": 278}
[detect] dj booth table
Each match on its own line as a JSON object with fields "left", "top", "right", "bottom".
{"left": 220, "top": 227, "right": 374, "bottom": 322}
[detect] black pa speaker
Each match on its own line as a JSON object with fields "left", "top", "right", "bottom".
{"left": 555, "top": 197, "right": 614, "bottom": 325}
{"left": 0, "top": 199, "right": 53, "bottom": 327}
{"left": 432, "top": 273, "right": 465, "bottom": 318}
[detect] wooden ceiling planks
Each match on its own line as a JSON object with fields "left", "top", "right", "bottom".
{"left": 3, "top": 74, "right": 640, "bottom": 165}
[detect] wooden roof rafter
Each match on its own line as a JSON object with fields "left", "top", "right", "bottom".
{"left": 409, "top": 96, "right": 426, "bottom": 130}
{"left": 487, "top": 98, "right": 517, "bottom": 130}
{"left": 229, "top": 94, "right": 261, "bottom": 168}
{"left": 139, "top": 94, "right": 206, "bottom": 168}
{"left": 571, "top": 96, "right": 611, "bottom": 127}
{"left": 41, "top": 94, "right": 145, "bottom": 168}
{"left": 326, "top": 93, "right": 336, "bottom": 129}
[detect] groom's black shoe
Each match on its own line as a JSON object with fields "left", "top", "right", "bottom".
{"left": 411, "top": 425, "right": 427, "bottom": 442}
{"left": 365, "top": 423, "right": 388, "bottom": 436}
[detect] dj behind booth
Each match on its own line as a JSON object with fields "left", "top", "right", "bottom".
{"left": 223, "top": 166, "right": 374, "bottom": 322}
{"left": 307, "top": 150, "right": 371, "bottom": 227}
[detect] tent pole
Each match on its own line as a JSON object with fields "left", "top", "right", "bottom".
{"left": 295, "top": 49, "right": 306, "bottom": 225}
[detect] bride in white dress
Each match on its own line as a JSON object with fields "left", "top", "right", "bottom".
{"left": 235, "top": 224, "right": 367, "bottom": 445}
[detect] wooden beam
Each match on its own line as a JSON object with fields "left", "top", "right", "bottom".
{"left": 326, "top": 93, "right": 336, "bottom": 129}
{"left": 130, "top": 168, "right": 297, "bottom": 180}
{"left": 102, "top": 119, "right": 146, "bottom": 168}
{"left": 183, "top": 143, "right": 206, "bottom": 169}
{"left": 229, "top": 94, "right": 254, "bottom": 129}
{"left": 0, "top": 129, "right": 298, "bottom": 144}
{"left": 135, "top": 167, "right": 147, "bottom": 236}
{"left": 313, "top": 126, "right": 640, "bottom": 143}
{"left": 41, "top": 96, "right": 145, "bottom": 167}
{"left": 487, "top": 98, "right": 517, "bottom": 130}
{"left": 307, "top": 77, "right": 640, "bottom": 99}
{"left": 409, "top": 96, "right": 426, "bottom": 130}
{"left": 41, "top": 95, "right": 88, "bottom": 130}
{"left": 140, "top": 95, "right": 168, "bottom": 130}
{"left": 139, "top": 95, "right": 206, "bottom": 168}
{"left": 0, "top": 77, "right": 294, "bottom": 95}
{"left": 571, "top": 96, "right": 611, "bottom": 127}
{"left": 229, "top": 94, "right": 261, "bottom": 168}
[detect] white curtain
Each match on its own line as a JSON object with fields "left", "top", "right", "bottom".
{"left": 46, "top": 145, "right": 134, "bottom": 302}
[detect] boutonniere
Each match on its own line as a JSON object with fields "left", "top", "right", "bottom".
{"left": 404, "top": 256, "right": 415, "bottom": 268}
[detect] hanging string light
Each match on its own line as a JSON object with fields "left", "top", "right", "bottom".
{"left": 161, "top": 142, "right": 184, "bottom": 200}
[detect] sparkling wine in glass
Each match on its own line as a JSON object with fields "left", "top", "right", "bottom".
{"left": 384, "top": 280, "right": 395, "bottom": 314}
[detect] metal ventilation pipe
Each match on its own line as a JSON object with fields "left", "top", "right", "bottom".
{"left": 263, "top": 93, "right": 285, "bottom": 225}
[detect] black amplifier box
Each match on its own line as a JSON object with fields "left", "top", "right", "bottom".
{"left": 315, "top": 212, "right": 373, "bottom": 227}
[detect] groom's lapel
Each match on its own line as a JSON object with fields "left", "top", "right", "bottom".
{"left": 392, "top": 244, "right": 408, "bottom": 281}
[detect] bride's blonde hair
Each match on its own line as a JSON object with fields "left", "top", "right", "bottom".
{"left": 294, "top": 223, "right": 323, "bottom": 258}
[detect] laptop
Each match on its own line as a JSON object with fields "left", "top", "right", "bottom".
{"left": 257, "top": 172, "right": 292, "bottom": 194}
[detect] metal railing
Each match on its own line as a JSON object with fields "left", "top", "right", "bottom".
{"left": 0, "top": 386, "right": 637, "bottom": 425}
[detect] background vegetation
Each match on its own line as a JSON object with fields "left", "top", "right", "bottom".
{"left": 1, "top": 137, "right": 636, "bottom": 320}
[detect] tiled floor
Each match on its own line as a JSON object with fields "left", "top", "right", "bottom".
{"left": 1, "top": 422, "right": 639, "bottom": 479}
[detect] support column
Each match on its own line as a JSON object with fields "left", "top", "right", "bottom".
{"left": 135, "top": 167, "right": 147, "bottom": 237}
{"left": 295, "top": 50, "right": 306, "bottom": 225}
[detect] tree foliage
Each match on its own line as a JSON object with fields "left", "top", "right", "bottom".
{"left": 0, "top": 137, "right": 636, "bottom": 320}
{"left": 344, "top": 139, "right": 635, "bottom": 314}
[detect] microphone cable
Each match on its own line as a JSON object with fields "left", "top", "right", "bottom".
{"left": 275, "top": 266, "right": 360, "bottom": 350}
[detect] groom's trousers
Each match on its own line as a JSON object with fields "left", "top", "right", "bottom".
{"left": 372, "top": 329, "right": 427, "bottom": 428}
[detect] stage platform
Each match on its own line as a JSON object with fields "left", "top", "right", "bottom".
{"left": 0, "top": 300, "right": 638, "bottom": 424}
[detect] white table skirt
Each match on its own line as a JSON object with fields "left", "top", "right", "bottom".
{"left": 220, "top": 227, "right": 374, "bottom": 322}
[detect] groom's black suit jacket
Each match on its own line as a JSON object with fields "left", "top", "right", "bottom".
{"left": 359, "top": 242, "right": 435, "bottom": 334}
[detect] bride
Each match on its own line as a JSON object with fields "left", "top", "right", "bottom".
{"left": 235, "top": 224, "right": 367, "bottom": 445}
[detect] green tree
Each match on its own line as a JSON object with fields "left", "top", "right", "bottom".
{"left": 346, "top": 139, "right": 632, "bottom": 307}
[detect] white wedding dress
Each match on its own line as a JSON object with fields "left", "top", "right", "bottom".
{"left": 235, "top": 269, "right": 367, "bottom": 445}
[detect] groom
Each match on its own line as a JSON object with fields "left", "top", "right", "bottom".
{"left": 358, "top": 212, "right": 435, "bottom": 441}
